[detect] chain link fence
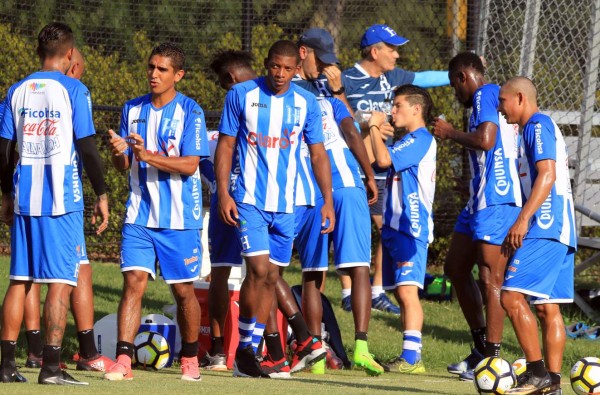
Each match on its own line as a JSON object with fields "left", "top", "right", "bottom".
{"left": 0, "top": 0, "right": 598, "bottom": 264}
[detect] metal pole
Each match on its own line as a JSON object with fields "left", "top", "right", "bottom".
{"left": 475, "top": 0, "right": 490, "bottom": 56}
{"left": 574, "top": 0, "right": 600, "bottom": 231}
{"left": 518, "top": 0, "right": 541, "bottom": 78}
{"left": 241, "top": 0, "right": 252, "bottom": 52}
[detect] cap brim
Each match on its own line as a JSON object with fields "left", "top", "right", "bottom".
{"left": 383, "top": 36, "right": 409, "bottom": 46}
{"left": 315, "top": 51, "right": 339, "bottom": 65}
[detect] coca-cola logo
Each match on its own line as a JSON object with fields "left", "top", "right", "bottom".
{"left": 23, "top": 119, "right": 59, "bottom": 136}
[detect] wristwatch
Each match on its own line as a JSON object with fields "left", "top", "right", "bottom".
{"left": 330, "top": 86, "right": 345, "bottom": 95}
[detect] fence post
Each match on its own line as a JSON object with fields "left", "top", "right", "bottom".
{"left": 518, "top": 0, "right": 541, "bottom": 78}
{"left": 574, "top": 0, "right": 600, "bottom": 230}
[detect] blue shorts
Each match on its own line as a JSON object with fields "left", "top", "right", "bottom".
{"left": 368, "top": 179, "right": 386, "bottom": 216}
{"left": 453, "top": 206, "right": 472, "bottom": 236}
{"left": 453, "top": 204, "right": 520, "bottom": 245}
{"left": 381, "top": 226, "right": 428, "bottom": 290}
{"left": 502, "top": 238, "right": 574, "bottom": 303}
{"left": 11, "top": 212, "right": 85, "bottom": 286}
{"left": 236, "top": 203, "right": 294, "bottom": 266}
{"left": 332, "top": 188, "right": 371, "bottom": 269}
{"left": 120, "top": 223, "right": 202, "bottom": 284}
{"left": 471, "top": 204, "right": 520, "bottom": 245}
{"left": 208, "top": 199, "right": 242, "bottom": 267}
{"left": 294, "top": 198, "right": 328, "bottom": 272}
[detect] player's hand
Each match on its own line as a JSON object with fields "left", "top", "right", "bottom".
{"left": 92, "top": 193, "right": 109, "bottom": 235}
{"left": 501, "top": 216, "right": 529, "bottom": 256}
{"left": 322, "top": 65, "right": 342, "bottom": 91}
{"left": 126, "top": 133, "right": 147, "bottom": 162}
{"left": 368, "top": 111, "right": 387, "bottom": 128}
{"left": 108, "top": 129, "right": 127, "bottom": 156}
{"left": 1, "top": 194, "right": 14, "bottom": 227}
{"left": 218, "top": 194, "right": 239, "bottom": 226}
{"left": 320, "top": 201, "right": 335, "bottom": 234}
{"left": 379, "top": 122, "right": 395, "bottom": 141}
{"left": 432, "top": 117, "right": 455, "bottom": 140}
{"left": 365, "top": 177, "right": 378, "bottom": 206}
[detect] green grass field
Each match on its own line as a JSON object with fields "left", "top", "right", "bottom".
{"left": 0, "top": 255, "right": 595, "bottom": 394}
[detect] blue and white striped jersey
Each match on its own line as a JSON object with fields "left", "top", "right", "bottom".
{"left": 294, "top": 136, "right": 320, "bottom": 207}
{"left": 319, "top": 97, "right": 364, "bottom": 191}
{"left": 520, "top": 113, "right": 577, "bottom": 248}
{"left": 467, "top": 84, "right": 522, "bottom": 213}
{"left": 0, "top": 71, "right": 95, "bottom": 216}
{"left": 219, "top": 77, "right": 324, "bottom": 213}
{"left": 383, "top": 127, "right": 436, "bottom": 244}
{"left": 120, "top": 92, "right": 209, "bottom": 230}
{"left": 342, "top": 63, "right": 415, "bottom": 113}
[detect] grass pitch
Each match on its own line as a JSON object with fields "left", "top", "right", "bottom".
{"left": 0, "top": 256, "right": 593, "bottom": 394}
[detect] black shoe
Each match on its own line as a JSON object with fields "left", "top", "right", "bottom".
{"left": 0, "top": 365, "right": 28, "bottom": 383}
{"left": 232, "top": 345, "right": 269, "bottom": 378}
{"left": 25, "top": 354, "right": 42, "bottom": 368}
{"left": 506, "top": 371, "right": 552, "bottom": 394}
{"left": 544, "top": 384, "right": 562, "bottom": 395}
{"left": 38, "top": 366, "right": 88, "bottom": 385}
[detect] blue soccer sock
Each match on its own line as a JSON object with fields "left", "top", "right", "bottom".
{"left": 251, "top": 322, "right": 266, "bottom": 353}
{"left": 400, "top": 330, "right": 422, "bottom": 365}
{"left": 238, "top": 316, "right": 256, "bottom": 351}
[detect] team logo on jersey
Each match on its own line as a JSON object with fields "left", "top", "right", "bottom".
{"left": 28, "top": 82, "right": 46, "bottom": 92}
{"left": 247, "top": 129, "right": 296, "bottom": 149}
{"left": 71, "top": 151, "right": 82, "bottom": 203}
{"left": 191, "top": 176, "right": 202, "bottom": 220}
{"left": 132, "top": 119, "right": 146, "bottom": 124}
{"left": 407, "top": 192, "right": 422, "bottom": 238}
{"left": 534, "top": 123, "right": 544, "bottom": 154}
{"left": 251, "top": 102, "right": 267, "bottom": 108}
{"left": 493, "top": 147, "right": 510, "bottom": 196}
{"left": 537, "top": 193, "right": 554, "bottom": 230}
{"left": 194, "top": 118, "right": 203, "bottom": 150}
{"left": 20, "top": 107, "right": 61, "bottom": 119}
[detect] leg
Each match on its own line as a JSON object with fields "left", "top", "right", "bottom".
{"left": 71, "top": 264, "right": 94, "bottom": 332}
{"left": 346, "top": 266, "right": 371, "bottom": 334}
{"left": 23, "top": 283, "right": 44, "bottom": 367}
{"left": 1, "top": 280, "right": 28, "bottom": 342}
{"left": 371, "top": 214, "right": 383, "bottom": 289}
{"left": 500, "top": 290, "right": 543, "bottom": 362}
{"left": 43, "top": 283, "right": 73, "bottom": 347}
{"left": 396, "top": 285, "right": 423, "bottom": 332}
{"left": 476, "top": 241, "right": 509, "bottom": 355}
{"left": 239, "top": 255, "right": 278, "bottom": 327}
{"left": 535, "top": 303, "right": 565, "bottom": 374}
{"left": 302, "top": 271, "right": 324, "bottom": 336}
{"left": 117, "top": 270, "right": 148, "bottom": 343}
{"left": 444, "top": 232, "right": 483, "bottom": 332}
{"left": 170, "top": 282, "right": 201, "bottom": 344}
{"left": 207, "top": 266, "right": 232, "bottom": 343}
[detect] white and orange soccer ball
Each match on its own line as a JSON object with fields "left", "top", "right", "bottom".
{"left": 511, "top": 358, "right": 527, "bottom": 382}
{"left": 571, "top": 357, "right": 600, "bottom": 395}
{"left": 133, "top": 331, "right": 170, "bottom": 370}
{"left": 474, "top": 357, "right": 516, "bottom": 394}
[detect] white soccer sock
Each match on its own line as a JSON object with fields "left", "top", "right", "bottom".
{"left": 371, "top": 285, "right": 384, "bottom": 299}
{"left": 341, "top": 288, "right": 352, "bottom": 299}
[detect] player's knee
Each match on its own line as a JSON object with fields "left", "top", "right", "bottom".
{"left": 500, "top": 290, "right": 519, "bottom": 312}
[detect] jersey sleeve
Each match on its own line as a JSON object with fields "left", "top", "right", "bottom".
{"left": 388, "top": 132, "right": 431, "bottom": 172}
{"left": 70, "top": 82, "right": 96, "bottom": 140}
{"left": 218, "top": 87, "right": 242, "bottom": 137}
{"left": 388, "top": 68, "right": 416, "bottom": 86}
{"left": 181, "top": 102, "right": 209, "bottom": 158}
{"left": 329, "top": 97, "right": 352, "bottom": 124}
{"left": 302, "top": 95, "right": 324, "bottom": 145}
{"left": 412, "top": 71, "right": 450, "bottom": 88}
{"left": 0, "top": 93, "right": 15, "bottom": 141}
{"left": 472, "top": 86, "right": 500, "bottom": 128}
{"left": 524, "top": 118, "right": 557, "bottom": 163}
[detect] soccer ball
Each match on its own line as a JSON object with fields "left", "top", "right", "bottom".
{"left": 133, "top": 331, "right": 170, "bottom": 370}
{"left": 570, "top": 357, "right": 600, "bottom": 395}
{"left": 512, "top": 358, "right": 526, "bottom": 381}
{"left": 474, "top": 357, "right": 516, "bottom": 394}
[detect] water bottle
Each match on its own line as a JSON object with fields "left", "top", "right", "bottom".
{"left": 354, "top": 110, "right": 372, "bottom": 125}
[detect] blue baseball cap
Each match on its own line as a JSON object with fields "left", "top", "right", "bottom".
{"left": 298, "top": 28, "right": 340, "bottom": 64}
{"left": 360, "top": 24, "right": 409, "bottom": 49}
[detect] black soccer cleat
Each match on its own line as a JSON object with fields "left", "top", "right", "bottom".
{"left": 232, "top": 345, "right": 269, "bottom": 378}
{"left": 38, "top": 365, "right": 88, "bottom": 385}
{"left": 0, "top": 365, "right": 28, "bottom": 383}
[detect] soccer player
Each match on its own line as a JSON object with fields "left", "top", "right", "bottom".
{"left": 432, "top": 52, "right": 521, "bottom": 380}
{"left": 0, "top": 22, "right": 109, "bottom": 385}
{"left": 498, "top": 77, "right": 576, "bottom": 395}
{"left": 20, "top": 47, "right": 115, "bottom": 373}
{"left": 215, "top": 40, "right": 335, "bottom": 378}
{"left": 103, "top": 43, "right": 208, "bottom": 382}
{"left": 200, "top": 50, "right": 257, "bottom": 371}
{"left": 367, "top": 85, "right": 436, "bottom": 374}
{"left": 294, "top": 28, "right": 383, "bottom": 376}
{"left": 340, "top": 24, "right": 449, "bottom": 315}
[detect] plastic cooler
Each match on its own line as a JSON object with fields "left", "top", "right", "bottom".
{"left": 194, "top": 280, "right": 288, "bottom": 369}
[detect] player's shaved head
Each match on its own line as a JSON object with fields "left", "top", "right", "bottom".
{"left": 503, "top": 76, "right": 538, "bottom": 104}
{"left": 267, "top": 40, "right": 300, "bottom": 64}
